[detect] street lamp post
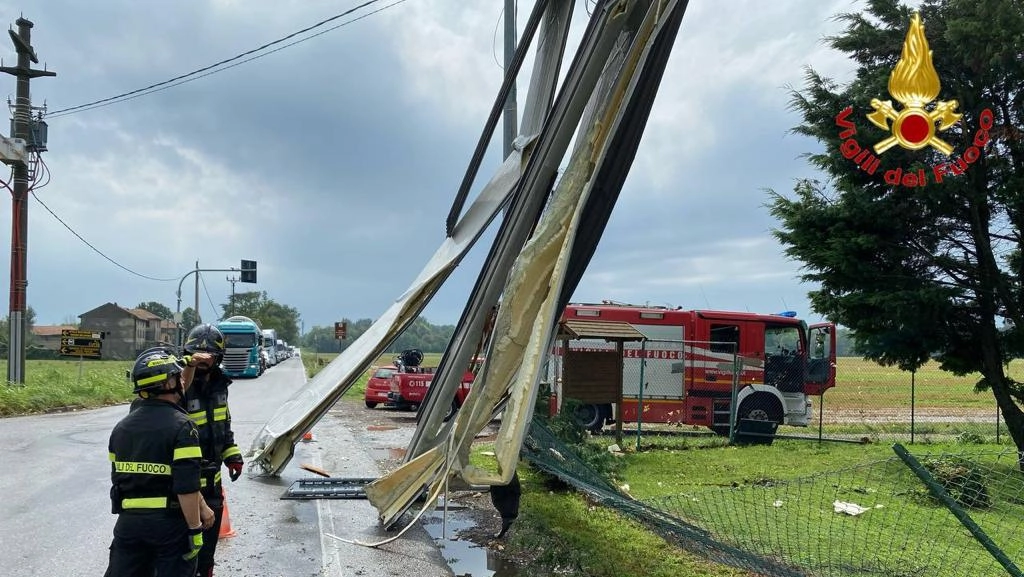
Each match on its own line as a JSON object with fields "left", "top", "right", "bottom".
{"left": 175, "top": 260, "right": 257, "bottom": 349}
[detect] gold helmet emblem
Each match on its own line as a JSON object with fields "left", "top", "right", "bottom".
{"left": 867, "top": 13, "right": 961, "bottom": 155}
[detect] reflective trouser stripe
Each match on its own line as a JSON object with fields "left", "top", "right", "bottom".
{"left": 122, "top": 497, "right": 169, "bottom": 509}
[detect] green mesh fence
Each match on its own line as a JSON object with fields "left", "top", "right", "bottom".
{"left": 523, "top": 418, "right": 1024, "bottom": 577}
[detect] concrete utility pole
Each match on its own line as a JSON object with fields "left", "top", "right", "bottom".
{"left": 0, "top": 18, "right": 55, "bottom": 383}
{"left": 502, "top": 0, "right": 517, "bottom": 158}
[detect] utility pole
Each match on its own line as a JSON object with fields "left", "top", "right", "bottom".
{"left": 502, "top": 0, "right": 517, "bottom": 158}
{"left": 175, "top": 260, "right": 256, "bottom": 348}
{"left": 193, "top": 260, "right": 200, "bottom": 324}
{"left": 1, "top": 18, "right": 55, "bottom": 383}
{"left": 226, "top": 274, "right": 239, "bottom": 317}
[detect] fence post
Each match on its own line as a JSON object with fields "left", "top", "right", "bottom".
{"left": 818, "top": 389, "right": 824, "bottom": 442}
{"left": 729, "top": 346, "right": 740, "bottom": 442}
{"left": 996, "top": 405, "right": 1001, "bottom": 444}
{"left": 635, "top": 339, "right": 647, "bottom": 451}
{"left": 910, "top": 369, "right": 916, "bottom": 444}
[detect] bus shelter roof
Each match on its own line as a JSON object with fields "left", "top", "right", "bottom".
{"left": 557, "top": 319, "right": 646, "bottom": 342}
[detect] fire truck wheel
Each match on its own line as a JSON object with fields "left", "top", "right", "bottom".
{"left": 365, "top": 401, "right": 378, "bottom": 409}
{"left": 738, "top": 396, "right": 783, "bottom": 425}
{"left": 573, "top": 404, "right": 603, "bottom": 433}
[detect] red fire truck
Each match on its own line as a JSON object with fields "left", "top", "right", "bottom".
{"left": 364, "top": 349, "right": 480, "bottom": 412}
{"left": 550, "top": 302, "right": 836, "bottom": 434}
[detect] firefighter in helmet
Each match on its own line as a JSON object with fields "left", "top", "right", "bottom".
{"left": 182, "top": 323, "right": 244, "bottom": 577}
{"left": 105, "top": 347, "right": 216, "bottom": 576}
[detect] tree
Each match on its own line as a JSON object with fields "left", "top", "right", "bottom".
{"left": 221, "top": 291, "right": 301, "bottom": 344}
{"left": 181, "top": 307, "right": 200, "bottom": 334}
{"left": 136, "top": 301, "right": 173, "bottom": 320}
{"left": 0, "top": 306, "right": 38, "bottom": 358}
{"left": 299, "top": 317, "right": 456, "bottom": 355}
{"left": 768, "top": 0, "right": 1024, "bottom": 464}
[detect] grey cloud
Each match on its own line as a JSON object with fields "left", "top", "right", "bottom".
{"left": 5, "top": 1, "right": 850, "bottom": 330}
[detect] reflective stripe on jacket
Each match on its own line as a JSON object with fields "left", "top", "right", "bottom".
{"left": 108, "top": 398, "right": 201, "bottom": 512}
{"left": 183, "top": 367, "right": 239, "bottom": 493}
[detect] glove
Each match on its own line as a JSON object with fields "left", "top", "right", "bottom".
{"left": 183, "top": 527, "right": 203, "bottom": 561}
{"left": 225, "top": 456, "right": 244, "bottom": 482}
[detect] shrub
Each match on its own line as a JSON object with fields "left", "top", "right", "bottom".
{"left": 922, "top": 456, "right": 991, "bottom": 509}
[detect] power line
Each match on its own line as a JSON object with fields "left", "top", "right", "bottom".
{"left": 45, "top": 0, "right": 410, "bottom": 119}
{"left": 29, "top": 158, "right": 179, "bottom": 282}
{"left": 198, "top": 272, "right": 219, "bottom": 320}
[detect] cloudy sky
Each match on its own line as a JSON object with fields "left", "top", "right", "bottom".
{"left": 1, "top": 0, "right": 866, "bottom": 331}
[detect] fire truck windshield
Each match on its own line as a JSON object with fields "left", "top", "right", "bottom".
{"left": 765, "top": 325, "right": 802, "bottom": 356}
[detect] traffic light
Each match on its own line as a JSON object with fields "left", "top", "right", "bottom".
{"left": 240, "top": 259, "right": 257, "bottom": 283}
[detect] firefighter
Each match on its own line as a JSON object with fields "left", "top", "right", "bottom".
{"left": 105, "top": 347, "right": 216, "bottom": 576}
{"left": 182, "top": 323, "right": 245, "bottom": 577}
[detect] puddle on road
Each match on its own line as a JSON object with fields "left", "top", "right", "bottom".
{"left": 421, "top": 509, "right": 529, "bottom": 577}
{"left": 370, "top": 446, "right": 408, "bottom": 460}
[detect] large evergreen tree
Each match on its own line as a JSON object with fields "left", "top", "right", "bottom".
{"left": 769, "top": 0, "right": 1024, "bottom": 463}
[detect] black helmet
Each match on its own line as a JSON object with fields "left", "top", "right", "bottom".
{"left": 131, "top": 347, "right": 185, "bottom": 394}
{"left": 183, "top": 324, "right": 226, "bottom": 356}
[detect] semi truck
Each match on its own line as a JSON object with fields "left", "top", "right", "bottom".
{"left": 550, "top": 302, "right": 836, "bottom": 434}
{"left": 262, "top": 328, "right": 279, "bottom": 367}
{"left": 216, "top": 315, "right": 264, "bottom": 378}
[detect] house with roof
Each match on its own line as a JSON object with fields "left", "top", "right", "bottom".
{"left": 78, "top": 303, "right": 177, "bottom": 360}
{"left": 30, "top": 324, "right": 78, "bottom": 353}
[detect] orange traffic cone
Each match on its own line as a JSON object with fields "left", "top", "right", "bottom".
{"left": 219, "top": 488, "right": 237, "bottom": 539}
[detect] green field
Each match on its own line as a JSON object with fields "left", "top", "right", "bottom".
{"left": 824, "top": 357, "right": 1024, "bottom": 411}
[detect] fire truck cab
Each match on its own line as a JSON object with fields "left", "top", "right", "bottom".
{"left": 551, "top": 303, "right": 836, "bottom": 434}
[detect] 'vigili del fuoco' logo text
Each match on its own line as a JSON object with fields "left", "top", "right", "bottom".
{"left": 834, "top": 13, "right": 993, "bottom": 187}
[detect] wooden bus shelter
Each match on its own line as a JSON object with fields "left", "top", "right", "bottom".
{"left": 556, "top": 319, "right": 646, "bottom": 445}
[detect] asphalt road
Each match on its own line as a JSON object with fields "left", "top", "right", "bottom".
{"left": 0, "top": 356, "right": 450, "bottom": 577}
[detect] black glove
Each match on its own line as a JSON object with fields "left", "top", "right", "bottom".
{"left": 225, "top": 455, "right": 244, "bottom": 482}
{"left": 183, "top": 527, "right": 203, "bottom": 561}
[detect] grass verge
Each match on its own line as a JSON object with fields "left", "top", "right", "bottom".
{"left": 508, "top": 466, "right": 751, "bottom": 577}
{"left": 0, "top": 359, "right": 134, "bottom": 416}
